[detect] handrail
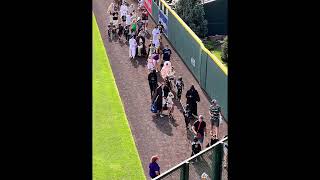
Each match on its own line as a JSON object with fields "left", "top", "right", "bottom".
{"left": 152, "top": 137, "right": 228, "bottom": 179}
{"left": 158, "top": 0, "right": 228, "bottom": 75}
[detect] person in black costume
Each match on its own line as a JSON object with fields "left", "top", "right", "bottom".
{"left": 186, "top": 85, "right": 200, "bottom": 116}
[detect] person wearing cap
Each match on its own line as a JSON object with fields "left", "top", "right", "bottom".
{"left": 209, "top": 99, "right": 222, "bottom": 138}
{"left": 149, "top": 155, "right": 160, "bottom": 178}
{"left": 192, "top": 115, "right": 207, "bottom": 147}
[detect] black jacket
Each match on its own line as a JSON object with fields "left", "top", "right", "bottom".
{"left": 148, "top": 72, "right": 157, "bottom": 85}
{"left": 186, "top": 89, "right": 200, "bottom": 104}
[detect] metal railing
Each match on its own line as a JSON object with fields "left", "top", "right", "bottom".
{"left": 153, "top": 137, "right": 228, "bottom": 180}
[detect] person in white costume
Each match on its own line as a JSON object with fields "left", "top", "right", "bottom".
{"left": 129, "top": 36, "right": 137, "bottom": 59}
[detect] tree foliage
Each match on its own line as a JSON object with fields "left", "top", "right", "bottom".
{"left": 175, "top": 0, "right": 208, "bottom": 38}
{"left": 221, "top": 36, "right": 228, "bottom": 63}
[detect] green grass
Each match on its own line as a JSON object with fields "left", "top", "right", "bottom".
{"left": 93, "top": 14, "right": 146, "bottom": 180}
{"left": 211, "top": 50, "right": 222, "bottom": 61}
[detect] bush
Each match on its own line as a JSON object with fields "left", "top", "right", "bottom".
{"left": 221, "top": 36, "right": 228, "bottom": 63}
{"left": 203, "top": 39, "right": 221, "bottom": 51}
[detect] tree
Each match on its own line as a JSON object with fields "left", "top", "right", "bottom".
{"left": 221, "top": 36, "right": 228, "bottom": 63}
{"left": 175, "top": 0, "right": 208, "bottom": 38}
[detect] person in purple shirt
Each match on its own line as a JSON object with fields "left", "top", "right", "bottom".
{"left": 149, "top": 155, "right": 160, "bottom": 178}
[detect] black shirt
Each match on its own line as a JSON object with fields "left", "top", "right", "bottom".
{"left": 206, "top": 138, "right": 219, "bottom": 148}
{"left": 192, "top": 142, "right": 202, "bottom": 154}
{"left": 193, "top": 120, "right": 206, "bottom": 136}
{"left": 118, "top": 26, "right": 124, "bottom": 34}
{"left": 162, "top": 48, "right": 171, "bottom": 61}
{"left": 163, "top": 85, "right": 170, "bottom": 97}
{"left": 148, "top": 72, "right": 157, "bottom": 84}
{"left": 142, "top": 12, "right": 148, "bottom": 20}
{"left": 186, "top": 89, "right": 200, "bottom": 104}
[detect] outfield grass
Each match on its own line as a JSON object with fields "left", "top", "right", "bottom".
{"left": 93, "top": 14, "right": 146, "bottom": 180}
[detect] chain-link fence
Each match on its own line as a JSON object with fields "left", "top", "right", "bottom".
{"left": 153, "top": 137, "right": 228, "bottom": 180}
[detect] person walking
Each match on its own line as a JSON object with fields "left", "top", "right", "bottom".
{"left": 141, "top": 9, "right": 149, "bottom": 31}
{"left": 149, "top": 155, "right": 160, "bottom": 179}
{"left": 125, "top": 13, "right": 132, "bottom": 27}
{"left": 153, "top": 83, "right": 164, "bottom": 117}
{"left": 152, "top": 26, "right": 160, "bottom": 52}
{"left": 191, "top": 136, "right": 202, "bottom": 161}
{"left": 129, "top": 35, "right": 137, "bottom": 59}
{"left": 209, "top": 99, "right": 222, "bottom": 138}
{"left": 147, "top": 56, "right": 155, "bottom": 72}
{"left": 186, "top": 85, "right": 200, "bottom": 116}
{"left": 124, "top": 25, "right": 130, "bottom": 42}
{"left": 147, "top": 40, "right": 155, "bottom": 57}
{"left": 175, "top": 76, "right": 184, "bottom": 100}
{"left": 205, "top": 132, "right": 219, "bottom": 148}
{"left": 163, "top": 81, "right": 170, "bottom": 98}
{"left": 152, "top": 52, "right": 161, "bottom": 72}
{"left": 120, "top": 2, "right": 128, "bottom": 25}
{"left": 160, "top": 61, "right": 172, "bottom": 80}
{"left": 112, "top": 12, "right": 119, "bottom": 26}
{"left": 164, "top": 91, "right": 174, "bottom": 118}
{"left": 148, "top": 69, "right": 158, "bottom": 98}
{"left": 192, "top": 115, "right": 207, "bottom": 147}
{"left": 183, "top": 104, "right": 192, "bottom": 130}
{"left": 117, "top": 23, "right": 124, "bottom": 40}
{"left": 162, "top": 44, "right": 172, "bottom": 62}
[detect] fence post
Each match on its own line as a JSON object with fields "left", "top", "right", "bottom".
{"left": 212, "top": 143, "right": 223, "bottom": 180}
{"left": 180, "top": 162, "right": 189, "bottom": 180}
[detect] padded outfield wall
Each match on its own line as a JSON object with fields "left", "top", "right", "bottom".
{"left": 147, "top": 0, "right": 228, "bottom": 120}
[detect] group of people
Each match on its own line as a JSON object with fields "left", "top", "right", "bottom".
{"left": 107, "top": 1, "right": 150, "bottom": 59}
{"left": 105, "top": 1, "right": 227, "bottom": 179}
